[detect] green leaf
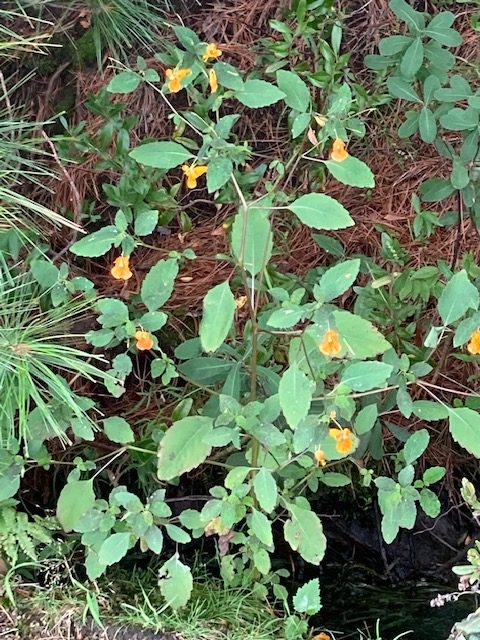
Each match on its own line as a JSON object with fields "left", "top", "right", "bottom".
{"left": 380, "top": 501, "right": 400, "bottom": 544}
{"left": 173, "top": 25, "right": 200, "bottom": 49}
{"left": 291, "top": 113, "right": 311, "bottom": 138}
{"left": 397, "top": 386, "right": 413, "bottom": 418}
{"left": 328, "top": 84, "right": 352, "bottom": 114}
{"left": 279, "top": 364, "right": 314, "bottom": 429}
{"left": 157, "top": 416, "right": 213, "bottom": 480}
{"left": 323, "top": 156, "right": 375, "bottom": 188}
{"left": 423, "top": 75, "right": 441, "bottom": 103}
{"left": 134, "top": 210, "right": 158, "bottom": 236}
{"left": 0, "top": 464, "right": 20, "bottom": 501}
{"left": 254, "top": 467, "right": 278, "bottom": 513}
{"left": 318, "top": 259, "right": 360, "bottom": 302}
{"left": 419, "top": 488, "right": 441, "bottom": 518}
{"left": 206, "top": 157, "right": 233, "bottom": 193}
{"left": 398, "top": 111, "right": 419, "bottom": 138}
{"left": 288, "top": 194, "right": 354, "bottom": 230}
{"left": 214, "top": 62, "right": 244, "bottom": 90}
{"left": 177, "top": 357, "right": 233, "bottom": 385}
{"left": 435, "top": 75, "right": 472, "bottom": 102}
{"left": 425, "top": 13, "right": 462, "bottom": 46}
{"left": 97, "top": 298, "right": 129, "bottom": 328}
{"left": 438, "top": 270, "right": 479, "bottom": 325}
{"left": 418, "top": 108, "right": 437, "bottom": 143}
{"left": 293, "top": 578, "right": 321, "bottom": 615}
{"left": 99, "top": 532, "right": 131, "bottom": 566}
{"left": 379, "top": 35, "right": 412, "bottom": 56}
{"left": 250, "top": 509, "right": 273, "bottom": 546}
{"left": 200, "top": 281, "right": 236, "bottom": 352}
{"left": 404, "top": 429, "right": 430, "bottom": 464}
{"left": 390, "top": 0, "right": 425, "bottom": 29}
{"left": 57, "top": 479, "right": 95, "bottom": 532}
{"left": 333, "top": 310, "right": 391, "bottom": 359}
{"left": 387, "top": 77, "right": 421, "bottom": 103}
{"left": 423, "top": 466, "right": 446, "bottom": 486}
{"left": 451, "top": 160, "right": 469, "bottom": 189}
{"left": 70, "top": 226, "right": 120, "bottom": 257}
{"left": 159, "top": 554, "right": 193, "bottom": 610}
{"left": 449, "top": 407, "right": 480, "bottom": 457}
{"left": 276, "top": 70, "right": 310, "bottom": 112}
{"left": 129, "top": 142, "right": 193, "bottom": 169}
{"left": 420, "top": 178, "right": 455, "bottom": 202}
{"left": 313, "top": 234, "right": 345, "bottom": 257}
{"left": 364, "top": 54, "right": 392, "bottom": 71}
{"left": 341, "top": 362, "right": 393, "bottom": 392}
{"left": 139, "top": 311, "right": 168, "bottom": 332}
{"left": 284, "top": 503, "right": 326, "bottom": 565}
{"left": 235, "top": 79, "right": 285, "bottom": 108}
{"left": 107, "top": 71, "right": 141, "bottom": 94}
{"left": 400, "top": 38, "right": 423, "bottom": 79}
{"left": 253, "top": 549, "right": 271, "bottom": 575}
{"left": 141, "top": 258, "right": 179, "bottom": 311}
{"left": 103, "top": 416, "right": 134, "bottom": 444}
{"left": 320, "top": 473, "right": 351, "bottom": 487}
{"left": 231, "top": 203, "right": 272, "bottom": 275}
{"left": 165, "top": 524, "right": 191, "bottom": 544}
{"left": 398, "top": 464, "right": 414, "bottom": 487}
{"left": 85, "top": 551, "right": 106, "bottom": 581}
{"left": 31, "top": 260, "right": 59, "bottom": 288}
{"left": 143, "top": 525, "right": 164, "bottom": 554}
{"left": 355, "top": 404, "right": 378, "bottom": 435}
{"left": 440, "top": 108, "right": 479, "bottom": 131}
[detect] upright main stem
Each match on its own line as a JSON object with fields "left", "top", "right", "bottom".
{"left": 230, "top": 175, "right": 260, "bottom": 469}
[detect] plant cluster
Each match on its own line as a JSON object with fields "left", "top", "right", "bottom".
{"left": 1, "top": 0, "right": 480, "bottom": 637}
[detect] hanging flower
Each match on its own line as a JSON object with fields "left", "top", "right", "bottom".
{"left": 314, "top": 448, "right": 327, "bottom": 466}
{"left": 182, "top": 163, "right": 208, "bottom": 189}
{"left": 467, "top": 328, "right": 480, "bottom": 355}
{"left": 203, "top": 43, "right": 222, "bottom": 62}
{"left": 319, "top": 329, "right": 341, "bottom": 356}
{"left": 209, "top": 68, "right": 218, "bottom": 93}
{"left": 314, "top": 634, "right": 332, "bottom": 640}
{"left": 111, "top": 255, "right": 132, "bottom": 281}
{"left": 330, "top": 137, "right": 349, "bottom": 162}
{"left": 329, "top": 427, "right": 354, "bottom": 454}
{"left": 165, "top": 67, "right": 191, "bottom": 93}
{"left": 135, "top": 330, "right": 154, "bottom": 351}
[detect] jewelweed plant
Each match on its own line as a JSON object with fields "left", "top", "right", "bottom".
{"left": 1, "top": 2, "right": 480, "bottom": 637}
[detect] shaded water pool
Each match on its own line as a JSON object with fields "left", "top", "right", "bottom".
{"left": 319, "top": 580, "right": 476, "bottom": 638}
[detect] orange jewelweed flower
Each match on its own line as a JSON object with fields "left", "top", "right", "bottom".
{"left": 314, "top": 448, "right": 327, "bottom": 466}
{"left": 467, "top": 328, "right": 480, "bottom": 355}
{"left": 330, "top": 137, "right": 349, "bottom": 162}
{"left": 203, "top": 43, "right": 222, "bottom": 62}
{"left": 165, "top": 67, "right": 191, "bottom": 93}
{"left": 111, "top": 255, "right": 132, "bottom": 281}
{"left": 319, "top": 329, "right": 341, "bottom": 357}
{"left": 209, "top": 68, "right": 218, "bottom": 93}
{"left": 135, "top": 330, "right": 154, "bottom": 351}
{"left": 329, "top": 427, "right": 354, "bottom": 454}
{"left": 314, "top": 634, "right": 332, "bottom": 640}
{"left": 182, "top": 163, "right": 208, "bottom": 189}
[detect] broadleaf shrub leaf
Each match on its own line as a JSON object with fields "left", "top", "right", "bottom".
{"left": 157, "top": 417, "right": 213, "bottom": 480}
{"left": 288, "top": 194, "right": 354, "bottom": 230}
{"left": 200, "top": 280, "right": 236, "bottom": 352}
{"left": 57, "top": 479, "right": 95, "bottom": 532}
